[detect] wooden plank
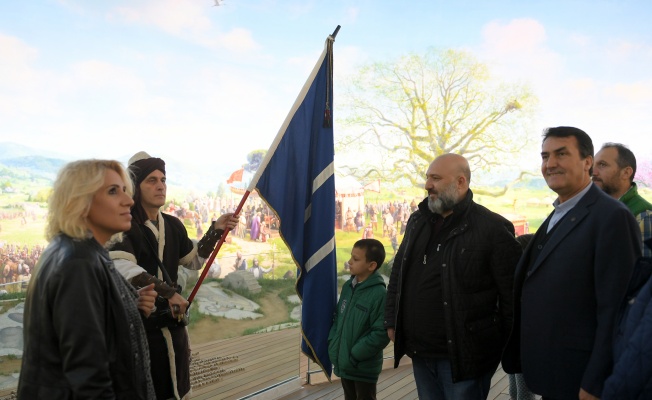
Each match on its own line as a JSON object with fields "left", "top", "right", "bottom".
{"left": 308, "top": 384, "right": 342, "bottom": 400}
{"left": 279, "top": 386, "right": 332, "bottom": 400}
{"left": 193, "top": 364, "right": 296, "bottom": 398}
{"left": 381, "top": 370, "right": 419, "bottom": 400}
{"left": 488, "top": 373, "right": 510, "bottom": 400}
{"left": 192, "top": 329, "right": 300, "bottom": 357}
{"left": 491, "top": 365, "right": 507, "bottom": 386}
{"left": 283, "top": 381, "right": 341, "bottom": 400}
{"left": 277, "top": 364, "right": 416, "bottom": 400}
{"left": 276, "top": 361, "right": 518, "bottom": 400}
{"left": 189, "top": 328, "right": 302, "bottom": 399}
{"left": 192, "top": 351, "right": 295, "bottom": 391}
{"left": 192, "top": 349, "right": 299, "bottom": 399}
{"left": 377, "top": 365, "right": 414, "bottom": 390}
{"left": 198, "top": 361, "right": 296, "bottom": 394}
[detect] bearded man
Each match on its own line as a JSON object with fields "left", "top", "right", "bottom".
{"left": 384, "top": 153, "right": 521, "bottom": 400}
{"left": 592, "top": 142, "right": 652, "bottom": 257}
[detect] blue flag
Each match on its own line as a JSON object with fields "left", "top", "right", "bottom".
{"left": 249, "top": 35, "right": 337, "bottom": 379}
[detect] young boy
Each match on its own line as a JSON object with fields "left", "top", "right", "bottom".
{"left": 328, "top": 239, "right": 390, "bottom": 400}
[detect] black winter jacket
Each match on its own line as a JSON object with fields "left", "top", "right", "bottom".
{"left": 384, "top": 191, "right": 521, "bottom": 381}
{"left": 18, "top": 234, "right": 149, "bottom": 399}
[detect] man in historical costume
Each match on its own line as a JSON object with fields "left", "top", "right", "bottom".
{"left": 237, "top": 213, "right": 247, "bottom": 239}
{"left": 109, "top": 151, "right": 238, "bottom": 400}
{"left": 388, "top": 224, "right": 398, "bottom": 254}
{"left": 250, "top": 258, "right": 272, "bottom": 279}
{"left": 250, "top": 212, "right": 261, "bottom": 241}
{"left": 260, "top": 221, "right": 270, "bottom": 242}
{"left": 592, "top": 142, "right": 652, "bottom": 257}
{"left": 362, "top": 223, "right": 374, "bottom": 239}
{"left": 370, "top": 205, "right": 378, "bottom": 231}
{"left": 345, "top": 207, "right": 355, "bottom": 232}
{"left": 234, "top": 251, "right": 247, "bottom": 271}
{"left": 382, "top": 209, "right": 394, "bottom": 237}
{"left": 355, "top": 209, "right": 365, "bottom": 232}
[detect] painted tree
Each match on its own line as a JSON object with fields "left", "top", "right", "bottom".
{"left": 338, "top": 48, "right": 538, "bottom": 195}
{"left": 637, "top": 158, "right": 652, "bottom": 188}
{"left": 244, "top": 149, "right": 267, "bottom": 173}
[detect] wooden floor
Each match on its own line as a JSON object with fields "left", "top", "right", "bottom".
{"left": 0, "top": 327, "right": 521, "bottom": 399}
{"left": 189, "top": 328, "right": 304, "bottom": 399}
{"left": 278, "top": 362, "right": 514, "bottom": 400}
{"left": 190, "top": 327, "right": 516, "bottom": 399}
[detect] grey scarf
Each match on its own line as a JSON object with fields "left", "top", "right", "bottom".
{"left": 107, "top": 262, "right": 156, "bottom": 399}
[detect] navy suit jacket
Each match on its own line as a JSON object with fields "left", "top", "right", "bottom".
{"left": 502, "top": 183, "right": 641, "bottom": 399}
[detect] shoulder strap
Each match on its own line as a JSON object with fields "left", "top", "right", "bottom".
{"left": 137, "top": 223, "right": 175, "bottom": 286}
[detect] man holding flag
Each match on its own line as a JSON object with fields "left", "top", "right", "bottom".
{"left": 109, "top": 152, "right": 238, "bottom": 399}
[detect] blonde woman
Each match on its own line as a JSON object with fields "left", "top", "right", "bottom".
{"left": 18, "top": 160, "right": 156, "bottom": 399}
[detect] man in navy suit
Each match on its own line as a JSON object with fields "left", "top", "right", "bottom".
{"left": 502, "top": 126, "right": 641, "bottom": 400}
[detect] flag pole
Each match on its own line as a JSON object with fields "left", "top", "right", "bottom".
{"left": 187, "top": 190, "right": 251, "bottom": 304}
{"left": 331, "top": 25, "right": 341, "bottom": 39}
{"left": 246, "top": 26, "right": 340, "bottom": 194}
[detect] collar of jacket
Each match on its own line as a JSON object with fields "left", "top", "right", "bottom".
{"left": 349, "top": 270, "right": 386, "bottom": 290}
{"left": 620, "top": 182, "right": 652, "bottom": 216}
{"left": 417, "top": 189, "right": 473, "bottom": 219}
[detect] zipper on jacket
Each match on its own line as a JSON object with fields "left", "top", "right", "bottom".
{"left": 423, "top": 241, "right": 443, "bottom": 265}
{"left": 394, "top": 213, "right": 419, "bottom": 327}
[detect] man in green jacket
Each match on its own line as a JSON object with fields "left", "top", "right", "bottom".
{"left": 593, "top": 142, "right": 652, "bottom": 257}
{"left": 328, "top": 239, "right": 390, "bottom": 400}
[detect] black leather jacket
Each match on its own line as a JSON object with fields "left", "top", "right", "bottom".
{"left": 385, "top": 192, "right": 522, "bottom": 381}
{"left": 18, "top": 234, "right": 148, "bottom": 399}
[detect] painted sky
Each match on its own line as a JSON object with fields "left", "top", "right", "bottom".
{"left": 1, "top": 0, "right": 651, "bottom": 181}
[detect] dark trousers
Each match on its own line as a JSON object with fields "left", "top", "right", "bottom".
{"left": 149, "top": 330, "right": 174, "bottom": 399}
{"left": 148, "top": 326, "right": 191, "bottom": 399}
{"left": 411, "top": 356, "right": 494, "bottom": 400}
{"left": 341, "top": 377, "right": 377, "bottom": 400}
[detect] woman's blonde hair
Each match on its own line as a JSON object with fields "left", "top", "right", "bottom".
{"left": 46, "top": 159, "right": 133, "bottom": 241}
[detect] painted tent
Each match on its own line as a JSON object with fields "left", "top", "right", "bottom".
{"left": 335, "top": 175, "right": 365, "bottom": 230}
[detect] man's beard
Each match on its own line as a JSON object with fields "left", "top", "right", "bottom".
{"left": 428, "top": 182, "right": 458, "bottom": 215}
{"left": 600, "top": 181, "right": 619, "bottom": 196}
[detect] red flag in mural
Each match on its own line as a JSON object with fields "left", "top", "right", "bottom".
{"left": 226, "top": 168, "right": 244, "bottom": 184}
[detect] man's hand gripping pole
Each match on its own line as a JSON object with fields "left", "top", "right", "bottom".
{"left": 187, "top": 191, "right": 251, "bottom": 304}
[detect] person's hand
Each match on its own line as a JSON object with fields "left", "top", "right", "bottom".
{"left": 213, "top": 213, "right": 239, "bottom": 231}
{"left": 579, "top": 388, "right": 599, "bottom": 400}
{"left": 168, "top": 292, "right": 189, "bottom": 318}
{"left": 387, "top": 328, "right": 395, "bottom": 343}
{"left": 137, "top": 283, "right": 157, "bottom": 318}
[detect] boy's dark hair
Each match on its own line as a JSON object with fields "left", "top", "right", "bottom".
{"left": 354, "top": 239, "right": 386, "bottom": 271}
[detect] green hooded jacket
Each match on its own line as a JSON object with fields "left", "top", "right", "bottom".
{"left": 327, "top": 271, "right": 390, "bottom": 383}
{"left": 620, "top": 183, "right": 652, "bottom": 216}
